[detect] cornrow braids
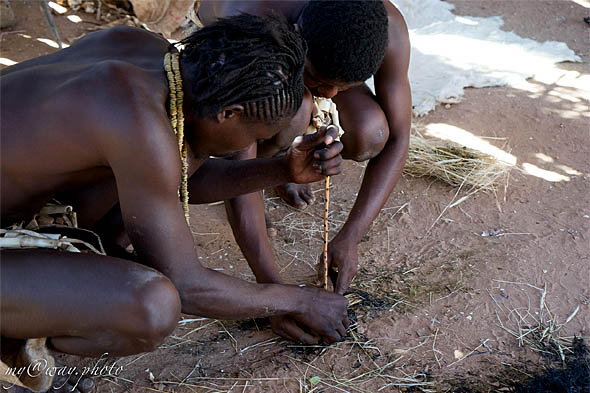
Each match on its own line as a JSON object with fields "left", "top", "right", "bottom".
{"left": 176, "top": 13, "right": 307, "bottom": 123}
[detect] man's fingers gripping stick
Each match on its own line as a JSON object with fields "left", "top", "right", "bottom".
{"left": 306, "top": 98, "right": 343, "bottom": 290}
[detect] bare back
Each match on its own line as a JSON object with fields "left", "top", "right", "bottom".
{"left": 0, "top": 27, "right": 171, "bottom": 224}
{"left": 197, "top": 0, "right": 304, "bottom": 25}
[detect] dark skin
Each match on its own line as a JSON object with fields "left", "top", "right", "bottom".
{"left": 0, "top": 26, "right": 349, "bottom": 355}
{"left": 193, "top": 0, "right": 411, "bottom": 339}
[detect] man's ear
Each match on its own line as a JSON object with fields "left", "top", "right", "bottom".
{"left": 216, "top": 104, "right": 244, "bottom": 123}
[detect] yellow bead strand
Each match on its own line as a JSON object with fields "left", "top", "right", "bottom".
{"left": 164, "top": 51, "right": 190, "bottom": 225}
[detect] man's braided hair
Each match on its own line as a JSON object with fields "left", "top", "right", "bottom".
{"left": 178, "top": 13, "right": 307, "bottom": 123}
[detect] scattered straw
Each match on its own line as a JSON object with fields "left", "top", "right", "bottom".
{"left": 490, "top": 281, "right": 585, "bottom": 364}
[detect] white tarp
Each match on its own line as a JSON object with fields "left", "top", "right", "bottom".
{"left": 367, "top": 0, "right": 582, "bottom": 116}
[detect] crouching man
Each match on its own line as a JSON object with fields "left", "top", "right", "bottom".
{"left": 0, "top": 15, "right": 347, "bottom": 392}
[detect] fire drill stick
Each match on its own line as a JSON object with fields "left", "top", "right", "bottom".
{"left": 323, "top": 175, "right": 330, "bottom": 289}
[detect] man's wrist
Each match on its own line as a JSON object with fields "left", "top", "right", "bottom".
{"left": 335, "top": 225, "right": 363, "bottom": 245}
{"left": 267, "top": 283, "right": 307, "bottom": 316}
{"left": 287, "top": 286, "right": 312, "bottom": 318}
{"left": 278, "top": 154, "right": 294, "bottom": 183}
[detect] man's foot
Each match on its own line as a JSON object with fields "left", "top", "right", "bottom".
{"left": 276, "top": 183, "right": 315, "bottom": 210}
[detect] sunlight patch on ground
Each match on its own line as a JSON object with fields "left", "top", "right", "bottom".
{"left": 0, "top": 58, "right": 17, "bottom": 66}
{"left": 571, "top": 0, "right": 590, "bottom": 8}
{"left": 533, "top": 154, "right": 583, "bottom": 178}
{"left": 552, "top": 109, "right": 588, "bottom": 119}
{"left": 47, "top": 1, "right": 67, "bottom": 14}
{"left": 67, "top": 15, "right": 83, "bottom": 23}
{"left": 549, "top": 87, "right": 583, "bottom": 103}
{"left": 556, "top": 71, "right": 590, "bottom": 91}
{"left": 535, "top": 153, "right": 554, "bottom": 163}
{"left": 36, "top": 38, "right": 69, "bottom": 49}
{"left": 555, "top": 164, "right": 583, "bottom": 176}
{"left": 518, "top": 81, "right": 547, "bottom": 96}
{"left": 524, "top": 74, "right": 590, "bottom": 118}
{"left": 422, "top": 124, "right": 583, "bottom": 183}
{"left": 522, "top": 163, "right": 570, "bottom": 182}
{"left": 424, "top": 123, "right": 517, "bottom": 165}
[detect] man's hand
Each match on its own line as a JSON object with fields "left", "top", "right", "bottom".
{"left": 285, "top": 125, "right": 343, "bottom": 184}
{"left": 320, "top": 237, "right": 359, "bottom": 295}
{"left": 291, "top": 286, "right": 349, "bottom": 344}
{"left": 269, "top": 315, "right": 320, "bottom": 344}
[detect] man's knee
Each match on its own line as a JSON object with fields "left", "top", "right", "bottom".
{"left": 126, "top": 275, "right": 181, "bottom": 352}
{"left": 341, "top": 112, "right": 389, "bottom": 162}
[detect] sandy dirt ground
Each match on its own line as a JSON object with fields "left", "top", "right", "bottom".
{"left": 1, "top": 1, "right": 589, "bottom": 392}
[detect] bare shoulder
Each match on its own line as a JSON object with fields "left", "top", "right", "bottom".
{"left": 78, "top": 61, "right": 180, "bottom": 184}
{"left": 383, "top": 1, "right": 410, "bottom": 52}
{"left": 73, "top": 26, "right": 168, "bottom": 52}
{"left": 375, "top": 1, "right": 410, "bottom": 81}
{"left": 1, "top": 58, "right": 165, "bottom": 165}
{"left": 57, "top": 59, "right": 169, "bottom": 142}
{"left": 199, "top": 0, "right": 303, "bottom": 22}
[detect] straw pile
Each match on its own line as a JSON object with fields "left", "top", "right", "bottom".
{"left": 404, "top": 135, "right": 511, "bottom": 192}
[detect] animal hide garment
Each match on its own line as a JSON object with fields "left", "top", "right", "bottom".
{"left": 366, "top": 0, "right": 582, "bottom": 116}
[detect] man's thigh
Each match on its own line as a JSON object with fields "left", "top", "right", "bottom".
{"left": 0, "top": 249, "right": 164, "bottom": 339}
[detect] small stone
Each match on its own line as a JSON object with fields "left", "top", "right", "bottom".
{"left": 445, "top": 104, "right": 451, "bottom": 109}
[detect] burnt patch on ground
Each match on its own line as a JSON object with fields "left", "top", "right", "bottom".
{"left": 443, "top": 338, "right": 589, "bottom": 393}
{"left": 511, "top": 338, "right": 589, "bottom": 393}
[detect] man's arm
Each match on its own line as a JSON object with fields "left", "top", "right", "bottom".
{"left": 223, "top": 143, "right": 283, "bottom": 284}
{"left": 201, "top": 87, "right": 313, "bottom": 282}
{"left": 102, "top": 93, "right": 347, "bottom": 342}
{"left": 191, "top": 128, "right": 345, "bottom": 342}
{"left": 328, "top": 3, "right": 411, "bottom": 294}
{"left": 223, "top": 143, "right": 318, "bottom": 342}
{"left": 188, "top": 126, "right": 343, "bottom": 204}
{"left": 188, "top": 155, "right": 290, "bottom": 204}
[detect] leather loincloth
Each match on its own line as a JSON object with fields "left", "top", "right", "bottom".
{"left": 0, "top": 203, "right": 104, "bottom": 392}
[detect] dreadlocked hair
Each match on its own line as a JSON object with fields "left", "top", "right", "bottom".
{"left": 176, "top": 13, "right": 307, "bottom": 123}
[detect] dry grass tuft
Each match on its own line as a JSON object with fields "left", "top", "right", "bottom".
{"left": 405, "top": 135, "right": 511, "bottom": 193}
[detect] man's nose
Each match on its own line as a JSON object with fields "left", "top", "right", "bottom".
{"left": 318, "top": 85, "right": 338, "bottom": 99}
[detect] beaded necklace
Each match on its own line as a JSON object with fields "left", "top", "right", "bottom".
{"left": 164, "top": 51, "right": 190, "bottom": 224}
